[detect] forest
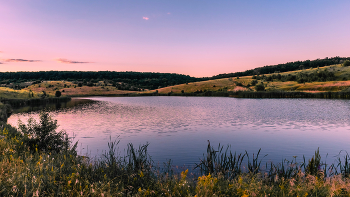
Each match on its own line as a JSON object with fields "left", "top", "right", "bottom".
{"left": 0, "top": 71, "right": 207, "bottom": 90}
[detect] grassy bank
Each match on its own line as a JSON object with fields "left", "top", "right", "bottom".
{"left": 2, "top": 112, "right": 350, "bottom": 196}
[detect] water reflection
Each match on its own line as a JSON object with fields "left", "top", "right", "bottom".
{"left": 7, "top": 96, "right": 350, "bottom": 168}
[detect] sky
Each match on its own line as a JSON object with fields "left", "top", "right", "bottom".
{"left": 0, "top": 1, "right": 349, "bottom": 77}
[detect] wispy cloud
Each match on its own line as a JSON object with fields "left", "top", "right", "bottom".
{"left": 3, "top": 59, "right": 41, "bottom": 62}
{"left": 55, "top": 58, "right": 92, "bottom": 64}
{"left": 167, "top": 12, "right": 171, "bottom": 15}
{"left": 142, "top": 16, "right": 149, "bottom": 20}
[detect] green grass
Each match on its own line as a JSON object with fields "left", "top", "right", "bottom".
{"left": 3, "top": 112, "right": 350, "bottom": 196}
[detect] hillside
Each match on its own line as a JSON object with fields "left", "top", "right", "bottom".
{"left": 24, "top": 81, "right": 138, "bottom": 97}
{"left": 1, "top": 59, "right": 350, "bottom": 99}
{"left": 211, "top": 56, "right": 350, "bottom": 79}
{"left": 152, "top": 63, "right": 350, "bottom": 94}
{"left": 0, "top": 71, "right": 206, "bottom": 90}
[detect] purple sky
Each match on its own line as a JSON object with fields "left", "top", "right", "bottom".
{"left": 1, "top": 1, "right": 349, "bottom": 77}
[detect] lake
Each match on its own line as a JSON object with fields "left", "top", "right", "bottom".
{"left": 7, "top": 96, "right": 350, "bottom": 169}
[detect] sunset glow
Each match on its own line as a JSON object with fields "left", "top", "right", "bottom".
{"left": 0, "top": 1, "right": 349, "bottom": 77}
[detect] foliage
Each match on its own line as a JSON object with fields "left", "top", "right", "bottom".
{"left": 0, "top": 71, "right": 207, "bottom": 90}
{"left": 254, "top": 82, "right": 265, "bottom": 91}
{"left": 343, "top": 60, "right": 350, "bottom": 67}
{"left": 55, "top": 90, "right": 61, "bottom": 97}
{"left": 212, "top": 56, "right": 350, "bottom": 79}
{"left": 18, "top": 111, "right": 69, "bottom": 153}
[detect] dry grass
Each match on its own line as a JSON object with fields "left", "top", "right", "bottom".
{"left": 25, "top": 81, "right": 139, "bottom": 97}
{"left": 0, "top": 87, "right": 40, "bottom": 99}
{"left": 150, "top": 77, "right": 252, "bottom": 94}
{"left": 148, "top": 64, "right": 350, "bottom": 94}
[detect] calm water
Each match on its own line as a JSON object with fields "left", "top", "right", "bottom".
{"left": 7, "top": 96, "right": 350, "bottom": 168}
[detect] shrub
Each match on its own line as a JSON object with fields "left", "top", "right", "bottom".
{"left": 18, "top": 111, "right": 69, "bottom": 153}
{"left": 55, "top": 91, "right": 61, "bottom": 97}
{"left": 255, "top": 83, "right": 265, "bottom": 91}
{"left": 251, "top": 80, "right": 258, "bottom": 86}
{"left": 343, "top": 60, "right": 350, "bottom": 67}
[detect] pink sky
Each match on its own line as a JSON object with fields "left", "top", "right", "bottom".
{"left": 1, "top": 1, "right": 349, "bottom": 77}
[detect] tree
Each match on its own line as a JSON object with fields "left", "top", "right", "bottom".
{"left": 343, "top": 60, "right": 350, "bottom": 67}
{"left": 18, "top": 111, "right": 69, "bottom": 153}
{"left": 251, "top": 80, "right": 258, "bottom": 86}
{"left": 55, "top": 91, "right": 61, "bottom": 97}
{"left": 255, "top": 83, "right": 265, "bottom": 91}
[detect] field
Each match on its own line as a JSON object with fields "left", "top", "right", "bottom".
{"left": 151, "top": 64, "right": 350, "bottom": 94}
{"left": 0, "top": 87, "right": 41, "bottom": 100}
{"left": 24, "top": 81, "right": 138, "bottom": 97}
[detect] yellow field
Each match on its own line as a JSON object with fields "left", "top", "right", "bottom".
{"left": 0, "top": 87, "right": 41, "bottom": 99}
{"left": 24, "top": 81, "right": 138, "bottom": 97}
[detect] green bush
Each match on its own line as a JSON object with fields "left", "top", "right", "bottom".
{"left": 55, "top": 90, "right": 61, "bottom": 97}
{"left": 343, "top": 60, "right": 350, "bottom": 67}
{"left": 18, "top": 111, "right": 69, "bottom": 153}
{"left": 255, "top": 83, "right": 265, "bottom": 91}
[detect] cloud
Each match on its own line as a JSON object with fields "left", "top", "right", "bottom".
{"left": 55, "top": 58, "right": 92, "bottom": 64}
{"left": 3, "top": 59, "right": 41, "bottom": 62}
{"left": 143, "top": 16, "right": 149, "bottom": 20}
{"left": 167, "top": 12, "right": 171, "bottom": 15}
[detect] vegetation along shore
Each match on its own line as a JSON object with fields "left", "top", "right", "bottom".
{"left": 1, "top": 112, "right": 350, "bottom": 196}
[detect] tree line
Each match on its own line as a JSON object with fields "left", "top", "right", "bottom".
{"left": 0, "top": 71, "right": 208, "bottom": 90}
{"left": 212, "top": 56, "right": 350, "bottom": 79}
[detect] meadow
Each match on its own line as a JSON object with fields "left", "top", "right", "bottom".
{"left": 2, "top": 111, "right": 350, "bottom": 196}
{"left": 25, "top": 81, "right": 137, "bottom": 97}
{"left": 153, "top": 64, "right": 350, "bottom": 95}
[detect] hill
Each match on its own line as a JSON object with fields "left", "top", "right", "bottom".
{"left": 152, "top": 62, "right": 350, "bottom": 94}
{"left": 211, "top": 56, "right": 350, "bottom": 79}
